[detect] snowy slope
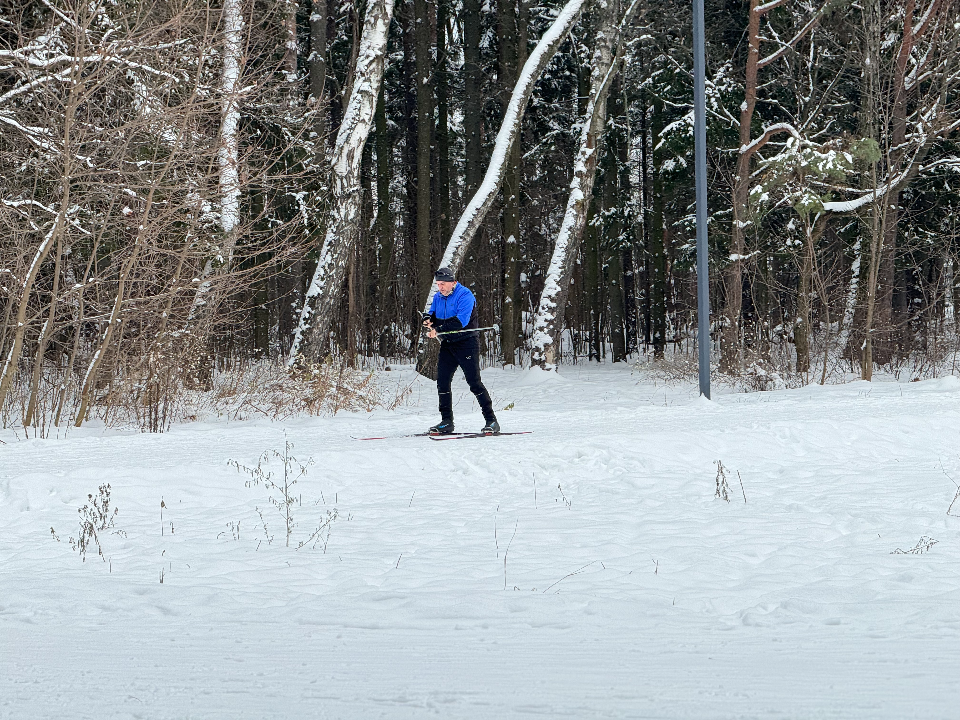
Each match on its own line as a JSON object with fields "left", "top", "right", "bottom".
{"left": 1, "top": 365, "right": 958, "bottom": 719}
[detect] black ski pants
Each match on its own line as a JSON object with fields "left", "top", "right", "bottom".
{"left": 436, "top": 338, "right": 495, "bottom": 422}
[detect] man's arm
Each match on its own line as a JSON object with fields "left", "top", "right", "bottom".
{"left": 435, "top": 317, "right": 465, "bottom": 333}
{"left": 453, "top": 289, "right": 475, "bottom": 329}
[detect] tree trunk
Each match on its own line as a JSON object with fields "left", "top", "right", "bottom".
{"left": 24, "top": 233, "right": 64, "bottom": 427}
{"left": 399, "top": 0, "right": 418, "bottom": 315}
{"left": 529, "top": 0, "right": 634, "bottom": 368}
{"left": 215, "top": 0, "right": 244, "bottom": 264}
{"left": 190, "top": 0, "right": 246, "bottom": 318}
{"left": 861, "top": 159, "right": 884, "bottom": 381}
{"left": 649, "top": 96, "right": 667, "bottom": 359}
{"left": 463, "top": 0, "right": 483, "bottom": 196}
{"left": 838, "top": 236, "right": 862, "bottom": 355}
{"left": 309, "top": 0, "right": 328, "bottom": 145}
{"left": 54, "top": 244, "right": 98, "bottom": 428}
{"left": 415, "top": 0, "right": 590, "bottom": 374}
{"left": 724, "top": 0, "right": 824, "bottom": 374}
{"left": 0, "top": 41, "right": 82, "bottom": 411}
{"left": 794, "top": 218, "right": 825, "bottom": 375}
{"left": 861, "top": 0, "right": 944, "bottom": 369}
{"left": 639, "top": 80, "right": 651, "bottom": 350}
{"left": 605, "top": 84, "right": 627, "bottom": 363}
{"left": 723, "top": 0, "right": 763, "bottom": 375}
{"left": 375, "top": 87, "right": 393, "bottom": 306}
{"left": 606, "top": 248, "right": 627, "bottom": 362}
{"left": 499, "top": 0, "right": 521, "bottom": 365}
{"left": 616, "top": 80, "right": 637, "bottom": 356}
{"left": 283, "top": 0, "right": 298, "bottom": 88}
{"left": 585, "top": 200, "right": 602, "bottom": 360}
{"left": 794, "top": 246, "right": 812, "bottom": 374}
{"left": 268, "top": 270, "right": 281, "bottom": 358}
{"left": 414, "top": 0, "right": 434, "bottom": 297}
{"left": 873, "top": 0, "right": 914, "bottom": 365}
{"left": 288, "top": 0, "right": 397, "bottom": 363}
{"left": 347, "top": 250, "right": 358, "bottom": 365}
{"left": 436, "top": 0, "right": 452, "bottom": 244}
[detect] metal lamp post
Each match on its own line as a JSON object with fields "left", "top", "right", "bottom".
{"left": 693, "top": 0, "right": 711, "bottom": 398}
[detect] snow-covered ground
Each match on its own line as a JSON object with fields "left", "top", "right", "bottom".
{"left": 2, "top": 364, "right": 958, "bottom": 719}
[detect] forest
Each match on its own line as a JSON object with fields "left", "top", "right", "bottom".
{"left": 1, "top": 0, "right": 958, "bottom": 431}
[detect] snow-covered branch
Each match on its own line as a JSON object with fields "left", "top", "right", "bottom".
{"left": 912, "top": 0, "right": 943, "bottom": 38}
{"left": 754, "top": 0, "right": 790, "bottom": 14}
{"left": 757, "top": 10, "right": 826, "bottom": 70}
{"left": 820, "top": 171, "right": 909, "bottom": 213}
{"left": 740, "top": 122, "right": 800, "bottom": 156}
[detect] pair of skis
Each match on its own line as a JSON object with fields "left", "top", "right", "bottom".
{"left": 353, "top": 430, "right": 532, "bottom": 441}
{"left": 429, "top": 431, "right": 531, "bottom": 441}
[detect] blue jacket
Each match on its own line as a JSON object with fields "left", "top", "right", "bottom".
{"left": 428, "top": 283, "right": 479, "bottom": 342}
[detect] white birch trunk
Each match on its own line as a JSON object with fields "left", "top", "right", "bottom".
{"left": 837, "top": 236, "right": 861, "bottom": 353}
{"left": 218, "top": 0, "right": 244, "bottom": 254}
{"left": 530, "top": 0, "right": 639, "bottom": 369}
{"left": 411, "top": 0, "right": 591, "bottom": 373}
{"left": 191, "top": 0, "right": 245, "bottom": 317}
{"left": 288, "top": 0, "right": 396, "bottom": 364}
{"left": 428, "top": 0, "right": 590, "bottom": 292}
{"left": 945, "top": 256, "right": 955, "bottom": 328}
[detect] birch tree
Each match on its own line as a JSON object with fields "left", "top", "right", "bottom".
{"left": 499, "top": 0, "right": 525, "bottom": 365}
{"left": 430, "top": 0, "right": 590, "bottom": 278}
{"left": 189, "top": 0, "right": 246, "bottom": 319}
{"left": 412, "top": 0, "right": 591, "bottom": 373}
{"left": 288, "top": 0, "right": 396, "bottom": 364}
{"left": 530, "top": 0, "right": 642, "bottom": 369}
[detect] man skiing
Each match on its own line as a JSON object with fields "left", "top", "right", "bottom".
{"left": 423, "top": 267, "right": 500, "bottom": 435}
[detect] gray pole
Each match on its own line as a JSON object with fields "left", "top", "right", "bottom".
{"left": 693, "top": 0, "right": 711, "bottom": 398}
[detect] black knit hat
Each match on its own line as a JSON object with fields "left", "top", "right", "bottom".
{"left": 434, "top": 267, "right": 456, "bottom": 282}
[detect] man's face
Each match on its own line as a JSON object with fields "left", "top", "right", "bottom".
{"left": 436, "top": 280, "right": 456, "bottom": 296}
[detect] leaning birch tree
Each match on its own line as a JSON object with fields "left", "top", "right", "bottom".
{"left": 288, "top": 0, "right": 396, "bottom": 364}
{"left": 530, "top": 0, "right": 641, "bottom": 369}
{"left": 413, "top": 0, "right": 592, "bottom": 374}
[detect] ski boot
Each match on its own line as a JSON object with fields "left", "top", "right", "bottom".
{"left": 429, "top": 419, "right": 455, "bottom": 435}
{"left": 480, "top": 417, "right": 500, "bottom": 435}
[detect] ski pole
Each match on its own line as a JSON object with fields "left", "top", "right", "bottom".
{"left": 433, "top": 326, "right": 497, "bottom": 337}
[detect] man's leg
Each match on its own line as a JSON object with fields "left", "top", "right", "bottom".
{"left": 455, "top": 340, "right": 497, "bottom": 428}
{"left": 433, "top": 344, "right": 457, "bottom": 432}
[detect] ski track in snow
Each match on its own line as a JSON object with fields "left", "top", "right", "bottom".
{"left": 1, "top": 365, "right": 958, "bottom": 718}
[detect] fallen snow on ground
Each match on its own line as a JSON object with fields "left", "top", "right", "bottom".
{"left": 2, "top": 364, "right": 959, "bottom": 719}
